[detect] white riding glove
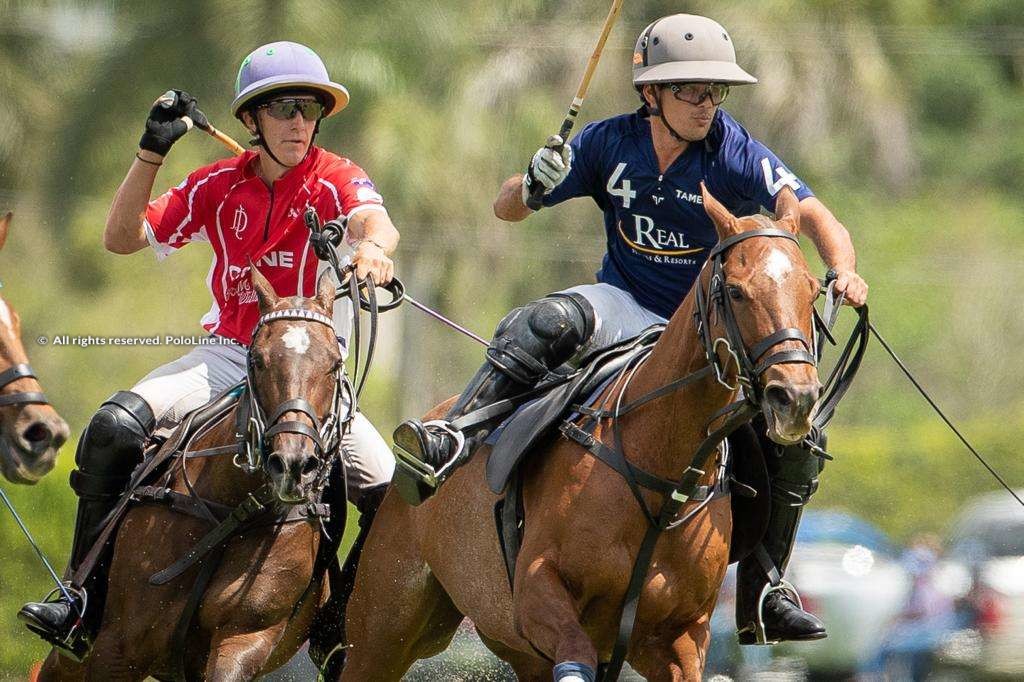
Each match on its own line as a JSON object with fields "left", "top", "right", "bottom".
{"left": 521, "top": 135, "right": 573, "bottom": 205}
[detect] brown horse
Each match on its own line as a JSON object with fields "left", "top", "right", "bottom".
{"left": 40, "top": 268, "right": 346, "bottom": 681}
{"left": 0, "top": 212, "right": 69, "bottom": 483}
{"left": 342, "top": 185, "right": 822, "bottom": 681}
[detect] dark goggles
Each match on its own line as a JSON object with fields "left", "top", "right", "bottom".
{"left": 667, "top": 82, "right": 730, "bottom": 106}
{"left": 259, "top": 98, "right": 325, "bottom": 122}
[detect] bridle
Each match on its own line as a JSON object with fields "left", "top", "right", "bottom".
{"left": 237, "top": 306, "right": 352, "bottom": 479}
{"left": 0, "top": 363, "right": 48, "bottom": 408}
{"left": 693, "top": 227, "right": 818, "bottom": 407}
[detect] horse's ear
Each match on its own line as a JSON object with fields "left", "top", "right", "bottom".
{"left": 249, "top": 262, "right": 278, "bottom": 313}
{"left": 315, "top": 273, "right": 336, "bottom": 312}
{"left": 774, "top": 186, "right": 801, "bottom": 234}
{"left": 700, "top": 182, "right": 739, "bottom": 238}
{"left": 0, "top": 212, "right": 11, "bottom": 251}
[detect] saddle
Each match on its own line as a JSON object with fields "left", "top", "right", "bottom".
{"left": 487, "top": 328, "right": 771, "bottom": 590}
{"left": 486, "top": 326, "right": 666, "bottom": 494}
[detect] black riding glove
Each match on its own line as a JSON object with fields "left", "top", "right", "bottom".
{"left": 139, "top": 90, "right": 209, "bottom": 157}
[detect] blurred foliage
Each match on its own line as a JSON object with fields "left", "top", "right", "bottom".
{"left": 1, "top": 0, "right": 1023, "bottom": 674}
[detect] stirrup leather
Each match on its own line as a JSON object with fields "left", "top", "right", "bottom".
{"left": 393, "top": 420, "right": 467, "bottom": 489}
{"left": 736, "top": 579, "right": 803, "bottom": 645}
{"left": 22, "top": 584, "right": 91, "bottom": 662}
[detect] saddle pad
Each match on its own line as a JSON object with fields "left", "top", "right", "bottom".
{"left": 485, "top": 326, "right": 663, "bottom": 494}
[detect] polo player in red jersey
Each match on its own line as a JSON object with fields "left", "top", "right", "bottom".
{"left": 19, "top": 41, "right": 398, "bottom": 660}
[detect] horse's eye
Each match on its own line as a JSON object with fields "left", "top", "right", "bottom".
{"left": 727, "top": 285, "right": 744, "bottom": 301}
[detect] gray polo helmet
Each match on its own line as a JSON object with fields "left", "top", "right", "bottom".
{"left": 231, "top": 41, "right": 350, "bottom": 120}
{"left": 632, "top": 14, "right": 757, "bottom": 86}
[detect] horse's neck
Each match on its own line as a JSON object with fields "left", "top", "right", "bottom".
{"left": 172, "top": 407, "right": 262, "bottom": 506}
{"left": 616, "top": 292, "right": 737, "bottom": 481}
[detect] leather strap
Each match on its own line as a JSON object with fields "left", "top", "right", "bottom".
{"left": 149, "top": 486, "right": 274, "bottom": 586}
{"left": 0, "top": 363, "right": 48, "bottom": 406}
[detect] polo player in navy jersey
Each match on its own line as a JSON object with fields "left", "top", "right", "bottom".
{"left": 394, "top": 14, "right": 868, "bottom": 647}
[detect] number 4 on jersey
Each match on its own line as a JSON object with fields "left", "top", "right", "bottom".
{"left": 607, "top": 162, "right": 637, "bottom": 208}
{"left": 761, "top": 158, "right": 802, "bottom": 194}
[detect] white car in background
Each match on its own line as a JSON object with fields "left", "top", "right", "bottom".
{"left": 772, "top": 510, "right": 913, "bottom": 675}
{"left": 936, "top": 489, "right": 1024, "bottom": 678}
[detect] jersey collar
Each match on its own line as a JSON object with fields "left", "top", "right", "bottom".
{"left": 242, "top": 144, "right": 321, "bottom": 188}
{"left": 633, "top": 106, "right": 724, "bottom": 155}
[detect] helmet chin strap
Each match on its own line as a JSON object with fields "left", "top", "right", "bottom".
{"left": 648, "top": 87, "right": 690, "bottom": 143}
{"left": 250, "top": 116, "right": 321, "bottom": 170}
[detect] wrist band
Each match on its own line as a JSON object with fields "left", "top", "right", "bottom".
{"left": 135, "top": 153, "right": 162, "bottom": 166}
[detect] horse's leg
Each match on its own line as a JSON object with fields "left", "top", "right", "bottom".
{"left": 478, "top": 632, "right": 551, "bottom": 682}
{"left": 513, "top": 557, "right": 598, "bottom": 678}
{"left": 629, "top": 615, "right": 712, "bottom": 682}
{"left": 36, "top": 651, "right": 86, "bottom": 682}
{"left": 340, "top": 495, "right": 464, "bottom": 682}
{"left": 201, "top": 627, "right": 284, "bottom": 682}
{"left": 36, "top": 633, "right": 141, "bottom": 682}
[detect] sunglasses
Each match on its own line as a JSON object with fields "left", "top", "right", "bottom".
{"left": 259, "top": 98, "right": 325, "bottom": 122}
{"left": 667, "top": 83, "right": 730, "bottom": 106}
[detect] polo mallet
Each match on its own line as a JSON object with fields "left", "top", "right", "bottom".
{"left": 155, "top": 90, "right": 247, "bottom": 156}
{"left": 525, "top": 0, "right": 624, "bottom": 210}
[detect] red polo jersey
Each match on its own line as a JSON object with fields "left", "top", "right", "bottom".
{"left": 144, "top": 146, "right": 386, "bottom": 345}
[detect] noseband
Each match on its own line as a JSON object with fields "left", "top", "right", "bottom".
{"left": 0, "top": 363, "right": 48, "bottom": 408}
{"left": 693, "top": 228, "right": 818, "bottom": 405}
{"left": 239, "top": 308, "right": 350, "bottom": 476}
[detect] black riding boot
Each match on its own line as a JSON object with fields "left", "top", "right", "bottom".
{"left": 736, "top": 426, "right": 827, "bottom": 645}
{"left": 18, "top": 391, "right": 154, "bottom": 660}
{"left": 392, "top": 294, "right": 594, "bottom": 506}
{"left": 309, "top": 482, "right": 389, "bottom": 677}
{"left": 392, "top": 364, "right": 530, "bottom": 505}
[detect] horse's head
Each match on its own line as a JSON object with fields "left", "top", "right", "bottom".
{"left": 0, "top": 213, "right": 70, "bottom": 483}
{"left": 700, "top": 184, "right": 821, "bottom": 444}
{"left": 248, "top": 265, "right": 342, "bottom": 503}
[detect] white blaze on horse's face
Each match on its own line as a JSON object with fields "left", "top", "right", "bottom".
{"left": 763, "top": 248, "right": 793, "bottom": 286}
{"left": 0, "top": 297, "right": 12, "bottom": 332}
{"left": 282, "top": 325, "right": 310, "bottom": 355}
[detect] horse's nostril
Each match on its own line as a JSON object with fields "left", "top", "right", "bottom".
{"left": 301, "top": 456, "right": 320, "bottom": 477}
{"left": 765, "top": 384, "right": 793, "bottom": 409}
{"left": 267, "top": 453, "right": 286, "bottom": 477}
{"left": 22, "top": 422, "right": 52, "bottom": 445}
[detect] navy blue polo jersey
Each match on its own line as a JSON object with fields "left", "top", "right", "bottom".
{"left": 543, "top": 107, "right": 814, "bottom": 319}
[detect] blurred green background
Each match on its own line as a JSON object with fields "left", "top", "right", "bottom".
{"left": 1, "top": 0, "right": 1023, "bottom": 676}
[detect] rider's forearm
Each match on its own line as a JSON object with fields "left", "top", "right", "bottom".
{"left": 104, "top": 151, "right": 163, "bottom": 254}
{"left": 348, "top": 210, "right": 399, "bottom": 255}
{"left": 493, "top": 175, "right": 532, "bottom": 223}
{"left": 798, "top": 197, "right": 856, "bottom": 272}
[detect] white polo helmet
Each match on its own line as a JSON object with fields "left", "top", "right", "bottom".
{"left": 632, "top": 14, "right": 757, "bottom": 86}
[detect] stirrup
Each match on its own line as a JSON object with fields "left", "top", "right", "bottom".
{"left": 392, "top": 420, "right": 466, "bottom": 506}
{"left": 737, "top": 579, "right": 802, "bottom": 646}
{"left": 22, "top": 584, "right": 91, "bottom": 662}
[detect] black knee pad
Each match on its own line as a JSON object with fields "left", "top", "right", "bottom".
{"left": 486, "top": 294, "right": 595, "bottom": 384}
{"left": 70, "top": 391, "right": 156, "bottom": 500}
